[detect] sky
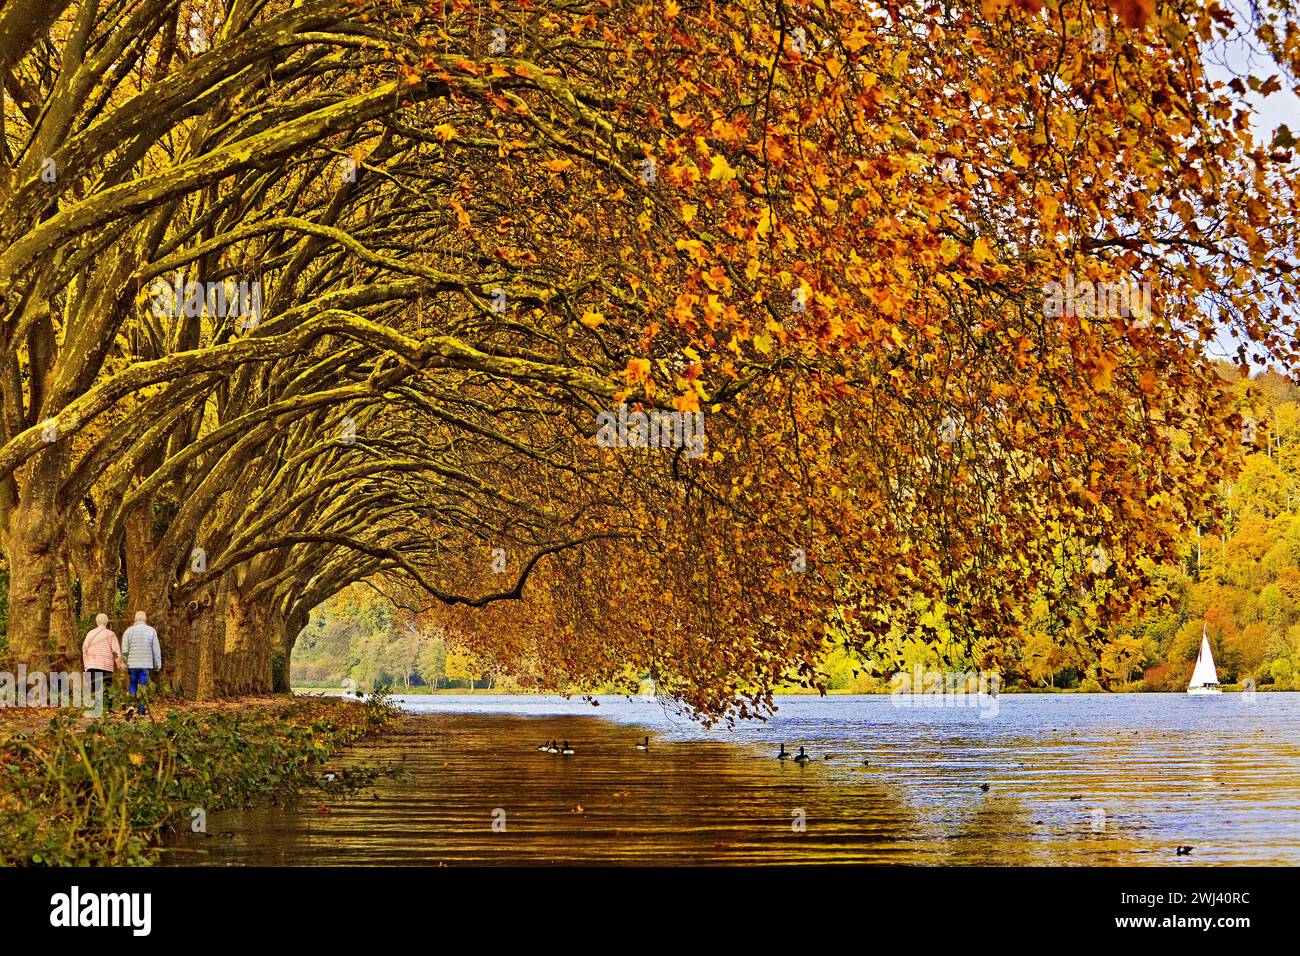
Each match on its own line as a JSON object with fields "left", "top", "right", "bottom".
{"left": 1200, "top": 1, "right": 1300, "bottom": 372}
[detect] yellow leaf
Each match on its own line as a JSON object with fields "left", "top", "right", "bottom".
{"left": 674, "top": 391, "right": 700, "bottom": 413}
{"left": 541, "top": 158, "right": 573, "bottom": 173}
{"left": 707, "top": 154, "right": 736, "bottom": 182}
{"left": 432, "top": 123, "right": 457, "bottom": 143}
{"left": 972, "top": 237, "right": 992, "bottom": 264}
{"left": 626, "top": 358, "right": 652, "bottom": 383}
{"left": 449, "top": 197, "right": 471, "bottom": 231}
{"left": 580, "top": 311, "right": 605, "bottom": 329}
{"left": 1010, "top": 146, "right": 1029, "bottom": 169}
{"left": 675, "top": 237, "right": 706, "bottom": 263}
{"left": 1092, "top": 353, "right": 1117, "bottom": 392}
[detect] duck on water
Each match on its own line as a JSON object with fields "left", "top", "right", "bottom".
{"left": 775, "top": 744, "right": 814, "bottom": 764}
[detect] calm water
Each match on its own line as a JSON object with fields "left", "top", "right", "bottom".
{"left": 165, "top": 693, "right": 1300, "bottom": 865}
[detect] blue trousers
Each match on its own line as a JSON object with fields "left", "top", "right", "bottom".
{"left": 128, "top": 668, "right": 150, "bottom": 712}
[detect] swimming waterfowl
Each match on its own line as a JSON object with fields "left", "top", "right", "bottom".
{"left": 546, "top": 740, "right": 559, "bottom": 754}
{"left": 537, "top": 743, "right": 549, "bottom": 752}
{"left": 777, "top": 744, "right": 790, "bottom": 760}
{"left": 793, "top": 746, "right": 811, "bottom": 764}
{"left": 635, "top": 736, "right": 649, "bottom": 751}
{"left": 561, "top": 741, "right": 575, "bottom": 756}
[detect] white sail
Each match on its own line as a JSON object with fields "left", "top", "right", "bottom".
{"left": 1187, "top": 626, "right": 1220, "bottom": 693}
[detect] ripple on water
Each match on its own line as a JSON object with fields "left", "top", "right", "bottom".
{"left": 164, "top": 693, "right": 1300, "bottom": 865}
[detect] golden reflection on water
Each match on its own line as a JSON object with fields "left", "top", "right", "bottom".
{"left": 165, "top": 704, "right": 1300, "bottom": 866}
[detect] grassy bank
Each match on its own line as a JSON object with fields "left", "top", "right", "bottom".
{"left": 0, "top": 693, "right": 398, "bottom": 865}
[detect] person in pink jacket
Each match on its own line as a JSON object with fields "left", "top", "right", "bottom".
{"left": 82, "top": 613, "right": 122, "bottom": 699}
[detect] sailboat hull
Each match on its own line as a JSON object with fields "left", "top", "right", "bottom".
{"left": 1186, "top": 685, "right": 1222, "bottom": 695}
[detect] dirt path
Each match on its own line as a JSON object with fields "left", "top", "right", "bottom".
{"left": 0, "top": 694, "right": 315, "bottom": 743}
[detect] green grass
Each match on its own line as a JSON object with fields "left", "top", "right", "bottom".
{"left": 0, "top": 692, "right": 398, "bottom": 865}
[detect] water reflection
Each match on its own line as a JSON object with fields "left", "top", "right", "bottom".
{"left": 169, "top": 714, "right": 924, "bottom": 864}
{"left": 166, "top": 694, "right": 1300, "bottom": 865}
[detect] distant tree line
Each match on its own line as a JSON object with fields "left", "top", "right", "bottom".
{"left": 291, "top": 588, "right": 501, "bottom": 692}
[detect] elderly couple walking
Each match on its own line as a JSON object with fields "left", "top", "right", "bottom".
{"left": 81, "top": 611, "right": 162, "bottom": 714}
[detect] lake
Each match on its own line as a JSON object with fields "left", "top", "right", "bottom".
{"left": 165, "top": 692, "right": 1300, "bottom": 865}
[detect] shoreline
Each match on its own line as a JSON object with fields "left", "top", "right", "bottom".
{"left": 0, "top": 694, "right": 396, "bottom": 865}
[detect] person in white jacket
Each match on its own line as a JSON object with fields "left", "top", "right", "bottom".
{"left": 120, "top": 611, "right": 161, "bottom": 713}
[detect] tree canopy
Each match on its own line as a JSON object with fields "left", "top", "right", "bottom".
{"left": 0, "top": 0, "right": 1297, "bottom": 720}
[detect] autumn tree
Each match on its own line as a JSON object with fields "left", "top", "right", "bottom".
{"left": 0, "top": 0, "right": 1297, "bottom": 719}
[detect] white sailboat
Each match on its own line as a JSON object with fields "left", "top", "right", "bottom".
{"left": 1187, "top": 625, "right": 1222, "bottom": 695}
